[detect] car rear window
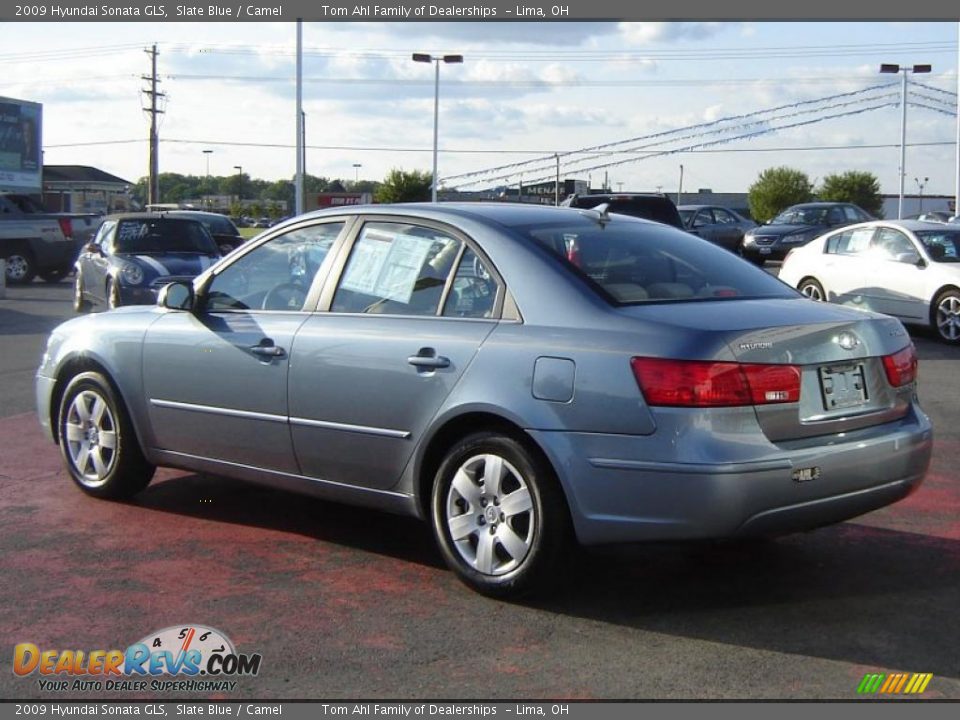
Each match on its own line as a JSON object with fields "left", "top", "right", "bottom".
{"left": 520, "top": 219, "right": 797, "bottom": 305}
{"left": 114, "top": 219, "right": 219, "bottom": 255}
{"left": 916, "top": 230, "right": 960, "bottom": 262}
{"left": 568, "top": 196, "right": 683, "bottom": 228}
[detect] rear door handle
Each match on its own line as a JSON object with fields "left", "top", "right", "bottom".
{"left": 408, "top": 348, "right": 450, "bottom": 369}
{"left": 251, "top": 340, "right": 286, "bottom": 358}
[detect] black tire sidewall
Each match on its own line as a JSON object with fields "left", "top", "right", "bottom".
{"left": 57, "top": 371, "right": 153, "bottom": 499}
{"left": 430, "top": 432, "right": 568, "bottom": 598}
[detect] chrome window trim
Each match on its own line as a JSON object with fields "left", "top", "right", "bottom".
{"left": 149, "top": 398, "right": 411, "bottom": 439}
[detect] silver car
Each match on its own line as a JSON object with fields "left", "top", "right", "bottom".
{"left": 36, "top": 204, "right": 933, "bottom": 597}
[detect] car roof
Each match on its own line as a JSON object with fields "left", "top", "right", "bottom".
{"left": 165, "top": 210, "right": 235, "bottom": 220}
{"left": 786, "top": 202, "right": 855, "bottom": 209}
{"left": 295, "top": 201, "right": 643, "bottom": 230}
{"left": 104, "top": 212, "right": 205, "bottom": 223}
{"left": 855, "top": 219, "right": 956, "bottom": 232}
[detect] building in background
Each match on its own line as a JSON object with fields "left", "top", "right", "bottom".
{"left": 42, "top": 165, "right": 133, "bottom": 214}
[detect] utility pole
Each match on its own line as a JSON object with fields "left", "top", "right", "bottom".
{"left": 142, "top": 44, "right": 164, "bottom": 205}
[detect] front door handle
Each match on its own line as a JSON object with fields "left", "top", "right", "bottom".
{"left": 250, "top": 339, "right": 286, "bottom": 358}
{"left": 408, "top": 348, "right": 450, "bottom": 369}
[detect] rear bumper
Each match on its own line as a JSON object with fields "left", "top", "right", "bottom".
{"left": 530, "top": 404, "right": 932, "bottom": 545}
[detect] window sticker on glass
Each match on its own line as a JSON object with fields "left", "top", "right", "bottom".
{"left": 340, "top": 229, "right": 436, "bottom": 304}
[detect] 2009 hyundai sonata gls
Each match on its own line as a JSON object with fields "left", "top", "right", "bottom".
{"left": 36, "top": 203, "right": 932, "bottom": 597}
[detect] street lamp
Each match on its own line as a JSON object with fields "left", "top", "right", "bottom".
{"left": 233, "top": 165, "right": 243, "bottom": 205}
{"left": 353, "top": 163, "right": 362, "bottom": 184}
{"left": 915, "top": 176, "right": 929, "bottom": 213}
{"left": 202, "top": 150, "right": 213, "bottom": 209}
{"left": 412, "top": 52, "right": 464, "bottom": 202}
{"left": 880, "top": 63, "right": 932, "bottom": 219}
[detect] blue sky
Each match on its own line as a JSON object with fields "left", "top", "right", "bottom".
{"left": 1, "top": 21, "right": 957, "bottom": 197}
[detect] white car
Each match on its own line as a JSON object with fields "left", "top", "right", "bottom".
{"left": 779, "top": 219, "right": 960, "bottom": 343}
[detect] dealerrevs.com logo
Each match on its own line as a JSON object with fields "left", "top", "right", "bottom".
{"left": 13, "top": 625, "right": 262, "bottom": 693}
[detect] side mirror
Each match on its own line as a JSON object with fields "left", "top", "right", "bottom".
{"left": 894, "top": 250, "right": 922, "bottom": 266}
{"left": 83, "top": 242, "right": 100, "bottom": 254}
{"left": 158, "top": 281, "right": 195, "bottom": 311}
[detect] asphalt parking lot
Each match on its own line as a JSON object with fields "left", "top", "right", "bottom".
{"left": 1, "top": 278, "right": 958, "bottom": 700}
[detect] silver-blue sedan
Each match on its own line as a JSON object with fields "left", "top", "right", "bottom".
{"left": 36, "top": 203, "right": 933, "bottom": 597}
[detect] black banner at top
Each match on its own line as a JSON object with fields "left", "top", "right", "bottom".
{"left": 3, "top": 0, "right": 960, "bottom": 22}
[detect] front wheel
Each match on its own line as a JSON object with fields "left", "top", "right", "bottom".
{"left": 932, "top": 289, "right": 960, "bottom": 344}
{"left": 798, "top": 278, "right": 826, "bottom": 302}
{"left": 58, "top": 371, "right": 155, "bottom": 499}
{"left": 4, "top": 250, "right": 36, "bottom": 284}
{"left": 430, "top": 432, "right": 572, "bottom": 598}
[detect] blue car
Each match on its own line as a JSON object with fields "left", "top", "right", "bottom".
{"left": 40, "top": 204, "right": 932, "bottom": 597}
{"left": 73, "top": 213, "right": 221, "bottom": 312}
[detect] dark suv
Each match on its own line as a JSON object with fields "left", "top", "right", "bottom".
{"left": 561, "top": 193, "right": 684, "bottom": 229}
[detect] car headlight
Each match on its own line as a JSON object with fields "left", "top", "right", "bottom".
{"left": 120, "top": 262, "right": 145, "bottom": 286}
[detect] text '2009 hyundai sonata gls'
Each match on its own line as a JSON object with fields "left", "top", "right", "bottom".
{"left": 36, "top": 203, "right": 933, "bottom": 597}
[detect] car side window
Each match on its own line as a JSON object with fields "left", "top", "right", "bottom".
{"left": 713, "top": 209, "right": 736, "bottom": 225}
{"left": 205, "top": 222, "right": 344, "bottom": 311}
{"left": 692, "top": 210, "right": 713, "bottom": 228}
{"left": 872, "top": 228, "right": 914, "bottom": 260}
{"left": 331, "top": 222, "right": 462, "bottom": 316}
{"left": 827, "top": 228, "right": 874, "bottom": 255}
{"left": 442, "top": 248, "right": 498, "bottom": 319}
{"left": 844, "top": 206, "right": 864, "bottom": 222}
{"left": 91, "top": 221, "right": 115, "bottom": 247}
{"left": 827, "top": 207, "right": 845, "bottom": 224}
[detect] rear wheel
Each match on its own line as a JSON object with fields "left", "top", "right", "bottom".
{"left": 57, "top": 371, "right": 155, "bottom": 499}
{"left": 430, "top": 431, "right": 572, "bottom": 599}
{"left": 4, "top": 250, "right": 36, "bottom": 284}
{"left": 798, "top": 278, "right": 825, "bottom": 302}
{"left": 932, "top": 289, "right": 960, "bottom": 344}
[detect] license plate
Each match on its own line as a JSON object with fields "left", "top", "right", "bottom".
{"left": 759, "top": 247, "right": 772, "bottom": 255}
{"left": 819, "top": 363, "right": 867, "bottom": 410}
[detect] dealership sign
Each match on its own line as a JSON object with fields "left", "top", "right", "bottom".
{"left": 0, "top": 95, "right": 42, "bottom": 193}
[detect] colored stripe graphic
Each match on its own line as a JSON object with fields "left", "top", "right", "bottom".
{"left": 858, "top": 672, "right": 932, "bottom": 694}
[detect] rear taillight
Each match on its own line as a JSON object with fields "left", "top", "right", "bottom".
{"left": 882, "top": 344, "right": 918, "bottom": 387}
{"left": 57, "top": 218, "right": 73, "bottom": 239}
{"left": 631, "top": 357, "right": 801, "bottom": 408}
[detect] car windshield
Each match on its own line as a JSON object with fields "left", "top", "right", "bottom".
{"left": 915, "top": 230, "right": 960, "bottom": 263}
{"left": 114, "top": 219, "right": 219, "bottom": 255}
{"left": 771, "top": 207, "right": 829, "bottom": 225}
{"left": 519, "top": 219, "right": 797, "bottom": 305}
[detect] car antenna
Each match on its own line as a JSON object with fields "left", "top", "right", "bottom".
{"left": 581, "top": 203, "right": 612, "bottom": 227}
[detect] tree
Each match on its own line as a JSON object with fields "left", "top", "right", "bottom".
{"left": 748, "top": 167, "right": 815, "bottom": 223}
{"left": 817, "top": 171, "right": 884, "bottom": 218}
{"left": 375, "top": 169, "right": 432, "bottom": 204}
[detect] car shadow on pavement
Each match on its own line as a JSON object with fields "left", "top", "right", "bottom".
{"left": 131, "top": 470, "right": 959, "bottom": 679}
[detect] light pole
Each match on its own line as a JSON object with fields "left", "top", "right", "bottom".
{"left": 353, "top": 163, "right": 362, "bottom": 184}
{"left": 412, "top": 52, "right": 463, "bottom": 202}
{"left": 202, "top": 150, "right": 213, "bottom": 208}
{"left": 915, "top": 176, "right": 929, "bottom": 214}
{"left": 233, "top": 165, "right": 243, "bottom": 207}
{"left": 880, "top": 63, "right": 932, "bottom": 219}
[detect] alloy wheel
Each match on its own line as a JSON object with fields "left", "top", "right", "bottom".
{"left": 63, "top": 390, "right": 118, "bottom": 487}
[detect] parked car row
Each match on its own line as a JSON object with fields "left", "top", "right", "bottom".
{"left": 38, "top": 203, "right": 931, "bottom": 598}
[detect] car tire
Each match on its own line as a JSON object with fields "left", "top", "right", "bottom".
{"left": 931, "top": 288, "right": 960, "bottom": 344}
{"left": 39, "top": 266, "right": 70, "bottom": 283}
{"left": 798, "top": 278, "right": 826, "bottom": 302}
{"left": 57, "top": 371, "right": 155, "bottom": 500}
{"left": 73, "top": 273, "right": 90, "bottom": 313}
{"left": 107, "top": 278, "right": 121, "bottom": 310}
{"left": 4, "top": 249, "right": 37, "bottom": 284}
{"left": 430, "top": 431, "right": 572, "bottom": 599}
